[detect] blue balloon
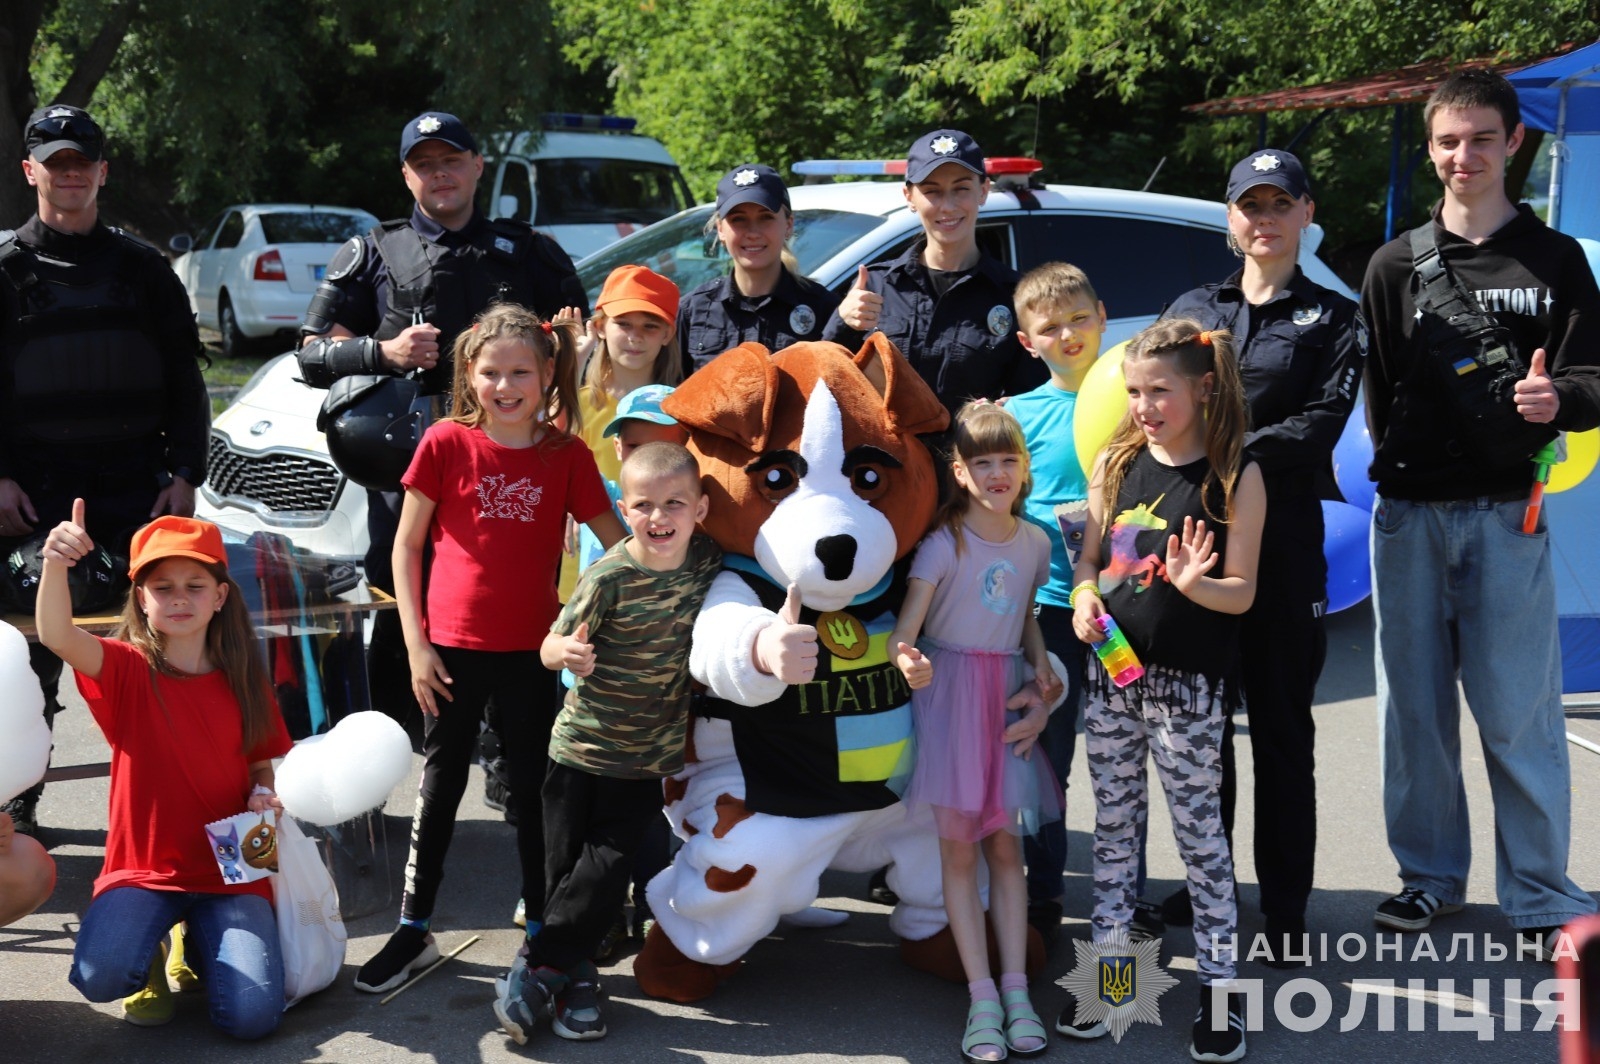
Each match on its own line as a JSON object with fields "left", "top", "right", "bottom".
{"left": 1333, "top": 397, "right": 1376, "bottom": 512}
{"left": 1321, "top": 500, "right": 1372, "bottom": 613}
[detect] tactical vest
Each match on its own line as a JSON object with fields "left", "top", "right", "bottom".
{"left": 0, "top": 230, "right": 166, "bottom": 451}
{"left": 370, "top": 218, "right": 549, "bottom": 395}
{"left": 701, "top": 560, "right": 916, "bottom": 818}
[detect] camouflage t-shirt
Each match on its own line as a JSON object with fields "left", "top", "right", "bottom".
{"left": 548, "top": 532, "right": 723, "bottom": 779}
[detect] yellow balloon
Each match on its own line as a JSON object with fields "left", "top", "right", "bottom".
{"left": 1548, "top": 428, "right": 1599, "bottom": 494}
{"left": 1073, "top": 340, "right": 1130, "bottom": 477}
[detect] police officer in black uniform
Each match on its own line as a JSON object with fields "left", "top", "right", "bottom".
{"left": 1153, "top": 148, "right": 1364, "bottom": 962}
{"left": 823, "top": 129, "right": 1044, "bottom": 414}
{"left": 296, "top": 111, "right": 587, "bottom": 742}
{"left": 0, "top": 104, "right": 208, "bottom": 834}
{"left": 676, "top": 164, "right": 839, "bottom": 373}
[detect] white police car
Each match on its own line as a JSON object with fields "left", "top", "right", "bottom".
{"left": 197, "top": 157, "right": 1354, "bottom": 559}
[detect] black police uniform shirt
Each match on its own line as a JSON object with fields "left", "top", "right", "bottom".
{"left": 326, "top": 206, "right": 587, "bottom": 394}
{"left": 822, "top": 239, "right": 1044, "bottom": 413}
{"left": 1361, "top": 203, "right": 1600, "bottom": 501}
{"left": 677, "top": 267, "right": 840, "bottom": 373}
{"left": 1164, "top": 265, "right": 1364, "bottom": 503}
{"left": 0, "top": 215, "right": 208, "bottom": 496}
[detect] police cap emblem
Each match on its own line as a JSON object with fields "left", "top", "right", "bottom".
{"left": 1252, "top": 153, "right": 1281, "bottom": 173}
{"left": 932, "top": 135, "right": 958, "bottom": 156}
{"left": 789, "top": 304, "right": 817, "bottom": 336}
{"left": 417, "top": 115, "right": 442, "bottom": 134}
{"left": 46, "top": 107, "right": 74, "bottom": 119}
{"left": 734, "top": 168, "right": 759, "bottom": 187}
{"left": 1292, "top": 303, "right": 1322, "bottom": 326}
{"left": 987, "top": 305, "right": 1013, "bottom": 337}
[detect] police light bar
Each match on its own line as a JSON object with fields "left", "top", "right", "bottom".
{"left": 540, "top": 113, "right": 638, "bottom": 132}
{"left": 793, "top": 157, "right": 1043, "bottom": 178}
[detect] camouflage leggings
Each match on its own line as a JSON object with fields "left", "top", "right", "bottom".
{"left": 1085, "top": 664, "right": 1237, "bottom": 983}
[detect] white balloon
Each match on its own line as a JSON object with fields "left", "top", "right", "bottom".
{"left": 0, "top": 621, "right": 49, "bottom": 804}
{"left": 276, "top": 711, "right": 412, "bottom": 826}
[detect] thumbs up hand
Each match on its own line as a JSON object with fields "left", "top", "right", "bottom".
{"left": 1514, "top": 347, "right": 1559, "bottom": 423}
{"left": 42, "top": 497, "right": 94, "bottom": 567}
{"left": 838, "top": 263, "right": 883, "bottom": 333}
{"left": 894, "top": 640, "right": 933, "bottom": 689}
{"left": 562, "top": 621, "right": 598, "bottom": 677}
{"left": 753, "top": 583, "right": 819, "bottom": 684}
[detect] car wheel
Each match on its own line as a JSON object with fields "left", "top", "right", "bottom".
{"left": 219, "top": 293, "right": 250, "bottom": 358}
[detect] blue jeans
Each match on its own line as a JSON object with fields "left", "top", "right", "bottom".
{"left": 1024, "top": 603, "right": 1087, "bottom": 903}
{"left": 1372, "top": 494, "right": 1595, "bottom": 928}
{"left": 70, "top": 886, "right": 283, "bottom": 1039}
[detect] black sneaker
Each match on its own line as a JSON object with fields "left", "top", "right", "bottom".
{"left": 1131, "top": 899, "right": 1166, "bottom": 942}
{"left": 1374, "top": 888, "right": 1461, "bottom": 932}
{"left": 866, "top": 866, "right": 899, "bottom": 906}
{"left": 354, "top": 926, "right": 440, "bottom": 993}
{"left": 1055, "top": 1006, "right": 1109, "bottom": 1039}
{"left": 2, "top": 796, "right": 38, "bottom": 836}
{"left": 552, "top": 976, "right": 606, "bottom": 1040}
{"left": 1190, "top": 986, "right": 1246, "bottom": 1062}
{"left": 592, "top": 915, "right": 628, "bottom": 963}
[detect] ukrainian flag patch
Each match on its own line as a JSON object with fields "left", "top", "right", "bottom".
{"left": 1454, "top": 357, "right": 1478, "bottom": 376}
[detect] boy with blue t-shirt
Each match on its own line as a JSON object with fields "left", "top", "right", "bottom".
{"left": 1004, "top": 262, "right": 1105, "bottom": 946}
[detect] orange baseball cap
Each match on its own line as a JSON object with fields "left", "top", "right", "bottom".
{"left": 595, "top": 264, "right": 679, "bottom": 323}
{"left": 128, "top": 516, "right": 228, "bottom": 582}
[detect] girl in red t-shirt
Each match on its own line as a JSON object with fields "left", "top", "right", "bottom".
{"left": 39, "top": 506, "right": 292, "bottom": 1040}
{"left": 354, "top": 303, "right": 623, "bottom": 995}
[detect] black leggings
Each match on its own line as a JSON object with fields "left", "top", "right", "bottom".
{"left": 399, "top": 646, "right": 559, "bottom": 923}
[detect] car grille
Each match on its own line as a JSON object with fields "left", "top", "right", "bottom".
{"left": 207, "top": 432, "right": 343, "bottom": 512}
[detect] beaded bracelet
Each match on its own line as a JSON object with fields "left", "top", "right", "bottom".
{"left": 1068, "top": 580, "right": 1102, "bottom": 609}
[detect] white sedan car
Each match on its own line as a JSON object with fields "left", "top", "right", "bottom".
{"left": 171, "top": 204, "right": 379, "bottom": 357}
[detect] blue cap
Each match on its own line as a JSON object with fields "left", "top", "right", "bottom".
{"left": 715, "top": 164, "right": 789, "bottom": 215}
{"left": 1226, "top": 148, "right": 1311, "bottom": 202}
{"left": 905, "top": 129, "right": 985, "bottom": 184}
{"left": 399, "top": 111, "right": 478, "bottom": 163}
{"left": 26, "top": 105, "right": 103, "bottom": 162}
{"left": 603, "top": 384, "right": 679, "bottom": 437}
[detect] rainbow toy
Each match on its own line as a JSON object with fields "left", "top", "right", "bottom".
{"left": 1094, "top": 614, "right": 1145, "bottom": 688}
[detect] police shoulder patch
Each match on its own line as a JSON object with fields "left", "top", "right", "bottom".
{"left": 325, "top": 236, "right": 366, "bottom": 282}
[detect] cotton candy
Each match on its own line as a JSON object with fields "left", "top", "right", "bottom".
{"left": 0, "top": 622, "right": 49, "bottom": 804}
{"left": 275, "top": 711, "right": 412, "bottom": 826}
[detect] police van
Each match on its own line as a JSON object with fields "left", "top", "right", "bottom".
{"left": 196, "top": 156, "right": 1354, "bottom": 560}
{"left": 484, "top": 114, "right": 693, "bottom": 261}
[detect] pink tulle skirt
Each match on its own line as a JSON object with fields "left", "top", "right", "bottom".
{"left": 905, "top": 640, "right": 1065, "bottom": 843}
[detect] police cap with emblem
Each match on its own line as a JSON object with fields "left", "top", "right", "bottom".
{"left": 716, "top": 164, "right": 789, "bottom": 215}
{"left": 905, "top": 129, "right": 986, "bottom": 184}
{"left": 398, "top": 111, "right": 479, "bottom": 163}
{"left": 1225, "top": 147, "right": 1311, "bottom": 203}
{"left": 25, "top": 105, "right": 104, "bottom": 162}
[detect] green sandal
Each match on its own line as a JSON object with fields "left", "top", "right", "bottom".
{"left": 962, "top": 996, "right": 1008, "bottom": 1063}
{"left": 1001, "top": 987, "right": 1048, "bottom": 1058}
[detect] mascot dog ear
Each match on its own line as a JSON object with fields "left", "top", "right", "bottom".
{"left": 853, "top": 332, "right": 950, "bottom": 438}
{"left": 663, "top": 342, "right": 781, "bottom": 451}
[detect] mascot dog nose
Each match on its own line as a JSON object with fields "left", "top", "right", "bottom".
{"left": 814, "top": 534, "right": 857, "bottom": 582}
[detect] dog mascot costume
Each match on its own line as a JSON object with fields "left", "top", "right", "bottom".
{"left": 634, "top": 334, "right": 999, "bottom": 1002}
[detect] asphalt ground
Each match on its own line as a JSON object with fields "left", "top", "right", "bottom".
{"left": 4, "top": 599, "right": 1598, "bottom": 1063}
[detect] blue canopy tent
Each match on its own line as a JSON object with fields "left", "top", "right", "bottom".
{"left": 1507, "top": 40, "right": 1600, "bottom": 240}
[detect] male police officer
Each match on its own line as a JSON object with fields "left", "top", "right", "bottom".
{"left": 296, "top": 111, "right": 587, "bottom": 740}
{"left": 0, "top": 104, "right": 208, "bottom": 834}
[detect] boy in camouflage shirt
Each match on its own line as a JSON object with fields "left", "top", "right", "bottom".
{"left": 494, "top": 442, "right": 721, "bottom": 1045}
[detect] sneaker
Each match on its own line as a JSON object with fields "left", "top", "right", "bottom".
{"left": 1190, "top": 986, "right": 1246, "bottom": 1062}
{"left": 1131, "top": 899, "right": 1166, "bottom": 943}
{"left": 552, "top": 976, "right": 607, "bottom": 1040}
{"left": 493, "top": 959, "right": 559, "bottom": 1046}
{"left": 167, "top": 924, "right": 202, "bottom": 992}
{"left": 354, "top": 926, "right": 441, "bottom": 993}
{"left": 1055, "top": 1006, "right": 1109, "bottom": 1039}
{"left": 866, "top": 866, "right": 899, "bottom": 907}
{"left": 512, "top": 898, "right": 526, "bottom": 928}
{"left": 592, "top": 916, "right": 628, "bottom": 963}
{"left": 1517, "top": 926, "right": 1562, "bottom": 963}
{"left": 122, "top": 942, "right": 174, "bottom": 1027}
{"left": 1374, "top": 888, "right": 1462, "bottom": 932}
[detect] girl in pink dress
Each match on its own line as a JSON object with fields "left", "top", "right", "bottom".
{"left": 891, "top": 400, "right": 1064, "bottom": 1064}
